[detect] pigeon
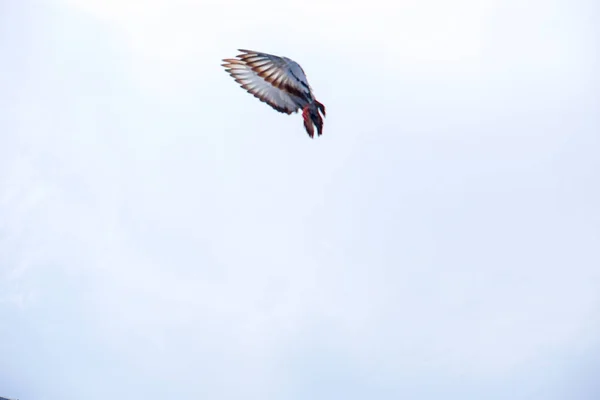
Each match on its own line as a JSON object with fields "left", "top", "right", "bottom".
{"left": 221, "top": 49, "right": 326, "bottom": 138}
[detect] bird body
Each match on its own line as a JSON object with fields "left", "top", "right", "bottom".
{"left": 222, "top": 49, "right": 326, "bottom": 138}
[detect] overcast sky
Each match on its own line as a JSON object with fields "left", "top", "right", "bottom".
{"left": 1, "top": 0, "right": 599, "bottom": 399}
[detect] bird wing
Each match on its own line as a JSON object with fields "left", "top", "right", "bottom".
{"left": 222, "top": 49, "right": 312, "bottom": 114}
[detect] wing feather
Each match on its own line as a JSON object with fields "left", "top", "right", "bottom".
{"left": 222, "top": 59, "right": 301, "bottom": 114}
{"left": 239, "top": 50, "right": 311, "bottom": 100}
{"left": 222, "top": 49, "right": 315, "bottom": 112}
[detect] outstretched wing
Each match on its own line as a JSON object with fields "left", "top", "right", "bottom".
{"left": 221, "top": 49, "right": 312, "bottom": 114}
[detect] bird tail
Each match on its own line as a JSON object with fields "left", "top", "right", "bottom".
{"left": 302, "top": 101, "right": 325, "bottom": 138}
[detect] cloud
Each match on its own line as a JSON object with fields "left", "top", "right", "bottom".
{"left": 1, "top": 1, "right": 599, "bottom": 399}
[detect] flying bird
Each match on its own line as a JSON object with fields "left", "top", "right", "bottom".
{"left": 221, "top": 49, "right": 326, "bottom": 138}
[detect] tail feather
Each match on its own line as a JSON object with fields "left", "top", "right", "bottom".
{"left": 312, "top": 112, "right": 323, "bottom": 136}
{"left": 315, "top": 100, "right": 326, "bottom": 117}
{"left": 302, "top": 101, "right": 326, "bottom": 138}
{"left": 302, "top": 107, "right": 315, "bottom": 138}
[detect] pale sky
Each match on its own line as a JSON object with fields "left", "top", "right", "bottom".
{"left": 1, "top": 0, "right": 599, "bottom": 399}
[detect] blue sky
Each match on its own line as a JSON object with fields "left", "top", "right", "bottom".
{"left": 1, "top": 0, "right": 599, "bottom": 399}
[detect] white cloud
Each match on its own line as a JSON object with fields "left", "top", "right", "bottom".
{"left": 2, "top": 0, "right": 599, "bottom": 399}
